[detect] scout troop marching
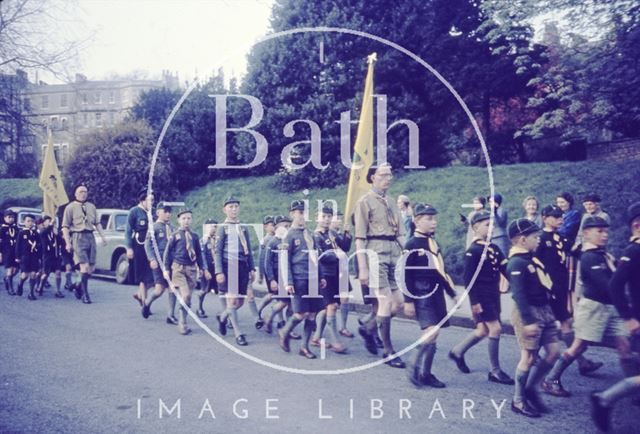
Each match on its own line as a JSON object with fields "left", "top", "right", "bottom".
{"left": 2, "top": 170, "right": 638, "bottom": 431}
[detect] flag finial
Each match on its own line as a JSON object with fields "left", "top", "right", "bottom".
{"left": 367, "top": 53, "right": 377, "bottom": 64}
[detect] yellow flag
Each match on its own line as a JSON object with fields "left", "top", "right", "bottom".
{"left": 344, "top": 53, "right": 376, "bottom": 229}
{"left": 39, "top": 130, "right": 69, "bottom": 217}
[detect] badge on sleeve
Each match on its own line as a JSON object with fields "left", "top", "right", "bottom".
{"left": 140, "top": 220, "right": 146, "bottom": 226}
{"left": 295, "top": 239, "right": 301, "bottom": 246}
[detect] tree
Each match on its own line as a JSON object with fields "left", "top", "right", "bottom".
{"left": 63, "top": 120, "right": 176, "bottom": 208}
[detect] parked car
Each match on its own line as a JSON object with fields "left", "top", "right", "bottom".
{"left": 94, "top": 208, "right": 131, "bottom": 284}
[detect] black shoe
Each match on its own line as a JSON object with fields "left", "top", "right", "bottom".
{"left": 74, "top": 283, "right": 83, "bottom": 300}
{"left": 142, "top": 304, "right": 150, "bottom": 319}
{"left": 590, "top": 392, "right": 611, "bottom": 432}
{"left": 299, "top": 348, "right": 317, "bottom": 359}
{"left": 279, "top": 329, "right": 290, "bottom": 353}
{"left": 488, "top": 370, "right": 515, "bottom": 385}
{"left": 289, "top": 332, "right": 301, "bottom": 340}
{"left": 449, "top": 351, "right": 471, "bottom": 374}
{"left": 383, "top": 353, "right": 406, "bottom": 369}
{"left": 276, "top": 320, "right": 286, "bottom": 329}
{"left": 166, "top": 316, "right": 179, "bottom": 325}
{"left": 82, "top": 294, "right": 92, "bottom": 304}
{"left": 408, "top": 364, "right": 423, "bottom": 388}
{"left": 216, "top": 314, "right": 227, "bottom": 336}
{"left": 64, "top": 283, "right": 72, "bottom": 291}
{"left": 227, "top": 319, "right": 234, "bottom": 329}
{"left": 27, "top": 293, "right": 36, "bottom": 301}
{"left": 264, "top": 321, "right": 273, "bottom": 334}
{"left": 196, "top": 309, "right": 207, "bottom": 319}
{"left": 236, "top": 335, "right": 248, "bottom": 346}
{"left": 579, "top": 359, "right": 604, "bottom": 376}
{"left": 511, "top": 400, "right": 540, "bottom": 418}
{"left": 16, "top": 285, "right": 23, "bottom": 296}
{"left": 358, "top": 326, "right": 378, "bottom": 355}
{"left": 255, "top": 319, "right": 264, "bottom": 330}
{"left": 422, "top": 374, "right": 446, "bottom": 388}
{"left": 54, "top": 292, "right": 65, "bottom": 298}
{"left": 374, "top": 335, "right": 384, "bottom": 349}
{"left": 524, "top": 389, "right": 549, "bottom": 414}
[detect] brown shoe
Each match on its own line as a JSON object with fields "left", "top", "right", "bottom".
{"left": 541, "top": 379, "right": 571, "bottom": 397}
{"left": 331, "top": 343, "right": 348, "bottom": 354}
{"left": 339, "top": 329, "right": 354, "bottom": 338}
{"left": 299, "top": 348, "right": 317, "bottom": 359}
{"left": 310, "top": 338, "right": 332, "bottom": 348}
{"left": 511, "top": 400, "right": 540, "bottom": 418}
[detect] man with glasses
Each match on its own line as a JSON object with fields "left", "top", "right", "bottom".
{"left": 61, "top": 183, "right": 107, "bottom": 304}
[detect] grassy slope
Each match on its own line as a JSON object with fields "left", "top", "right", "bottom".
{"left": 184, "top": 159, "right": 640, "bottom": 279}
{"left": 0, "top": 178, "right": 41, "bottom": 209}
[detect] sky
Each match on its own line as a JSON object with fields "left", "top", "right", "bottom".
{"left": 42, "top": 0, "right": 276, "bottom": 84}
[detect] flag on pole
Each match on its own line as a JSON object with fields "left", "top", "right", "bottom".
{"left": 344, "top": 53, "right": 377, "bottom": 230}
{"left": 39, "top": 129, "right": 69, "bottom": 217}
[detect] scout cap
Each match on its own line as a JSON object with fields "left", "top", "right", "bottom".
{"left": 263, "top": 215, "right": 275, "bottom": 225}
{"left": 275, "top": 215, "right": 292, "bottom": 225}
{"left": 320, "top": 206, "right": 334, "bottom": 216}
{"left": 177, "top": 208, "right": 192, "bottom": 218}
{"left": 627, "top": 201, "right": 640, "bottom": 224}
{"left": 413, "top": 203, "right": 438, "bottom": 217}
{"left": 156, "top": 202, "right": 172, "bottom": 212}
{"left": 582, "top": 215, "right": 610, "bottom": 229}
{"left": 488, "top": 193, "right": 503, "bottom": 205}
{"left": 3, "top": 209, "right": 16, "bottom": 217}
{"left": 137, "top": 187, "right": 149, "bottom": 202}
{"left": 470, "top": 210, "right": 491, "bottom": 225}
{"left": 582, "top": 193, "right": 601, "bottom": 203}
{"left": 541, "top": 205, "right": 563, "bottom": 218}
{"left": 290, "top": 200, "right": 305, "bottom": 212}
{"left": 204, "top": 218, "right": 217, "bottom": 225}
{"left": 508, "top": 218, "right": 540, "bottom": 239}
{"left": 223, "top": 196, "right": 240, "bottom": 207}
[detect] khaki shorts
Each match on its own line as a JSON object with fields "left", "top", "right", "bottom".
{"left": 574, "top": 298, "right": 628, "bottom": 343}
{"left": 365, "top": 239, "right": 401, "bottom": 291}
{"left": 171, "top": 263, "right": 198, "bottom": 293}
{"left": 72, "top": 231, "right": 96, "bottom": 266}
{"left": 512, "top": 304, "right": 559, "bottom": 351}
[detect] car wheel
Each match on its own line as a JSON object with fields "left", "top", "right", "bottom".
{"left": 115, "top": 253, "right": 130, "bottom": 284}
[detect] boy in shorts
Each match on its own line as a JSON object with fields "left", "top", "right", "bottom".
{"left": 507, "top": 218, "right": 560, "bottom": 418}
{"left": 15, "top": 214, "right": 41, "bottom": 300}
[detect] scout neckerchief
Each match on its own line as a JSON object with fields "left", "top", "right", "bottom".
{"left": 225, "top": 219, "right": 249, "bottom": 256}
{"left": 26, "top": 227, "right": 38, "bottom": 253}
{"left": 315, "top": 227, "right": 338, "bottom": 250}
{"left": 509, "top": 245, "right": 554, "bottom": 293}
{"left": 184, "top": 228, "right": 196, "bottom": 262}
{"left": 472, "top": 237, "right": 501, "bottom": 269}
{"left": 45, "top": 227, "right": 56, "bottom": 252}
{"left": 544, "top": 228, "right": 567, "bottom": 264}
{"left": 301, "top": 227, "right": 318, "bottom": 266}
{"left": 371, "top": 189, "right": 399, "bottom": 234}
{"left": 4, "top": 223, "right": 17, "bottom": 244}
{"left": 415, "top": 230, "right": 455, "bottom": 289}
{"left": 583, "top": 242, "right": 616, "bottom": 273}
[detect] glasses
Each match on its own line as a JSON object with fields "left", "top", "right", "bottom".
{"left": 376, "top": 173, "right": 393, "bottom": 179}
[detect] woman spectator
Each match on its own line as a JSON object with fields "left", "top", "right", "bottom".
{"left": 522, "top": 196, "right": 542, "bottom": 228}
{"left": 462, "top": 196, "right": 486, "bottom": 248}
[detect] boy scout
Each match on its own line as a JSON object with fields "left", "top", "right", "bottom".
{"left": 15, "top": 214, "right": 41, "bottom": 300}
{"left": 61, "top": 183, "right": 107, "bottom": 304}
{"left": 164, "top": 208, "right": 203, "bottom": 335}
{"left": 402, "top": 203, "right": 458, "bottom": 388}
{"left": 278, "top": 200, "right": 327, "bottom": 359}
{"left": 214, "top": 196, "right": 255, "bottom": 347}
{"left": 507, "top": 218, "right": 560, "bottom": 418}
{"left": 537, "top": 205, "right": 602, "bottom": 375}
{"left": 127, "top": 188, "right": 154, "bottom": 308}
{"left": 257, "top": 216, "right": 277, "bottom": 324}
{"left": 543, "top": 216, "right": 634, "bottom": 397}
{"left": 353, "top": 163, "right": 406, "bottom": 367}
{"left": 591, "top": 202, "right": 640, "bottom": 432}
{"left": 37, "top": 215, "right": 64, "bottom": 298}
{"left": 263, "top": 215, "right": 292, "bottom": 334}
{"left": 196, "top": 218, "right": 217, "bottom": 319}
{"left": 1, "top": 209, "right": 19, "bottom": 295}
{"left": 311, "top": 206, "right": 348, "bottom": 354}
{"left": 449, "top": 210, "right": 513, "bottom": 385}
{"left": 143, "top": 202, "right": 177, "bottom": 324}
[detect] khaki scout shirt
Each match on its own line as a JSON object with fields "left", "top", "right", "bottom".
{"left": 354, "top": 190, "right": 405, "bottom": 240}
{"left": 62, "top": 200, "right": 99, "bottom": 233}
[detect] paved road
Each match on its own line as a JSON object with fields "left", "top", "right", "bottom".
{"left": 0, "top": 278, "right": 636, "bottom": 433}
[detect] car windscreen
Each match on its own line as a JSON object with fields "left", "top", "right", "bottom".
{"left": 115, "top": 214, "right": 127, "bottom": 232}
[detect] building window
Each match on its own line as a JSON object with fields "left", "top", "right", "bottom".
{"left": 42, "top": 95, "right": 49, "bottom": 109}
{"left": 95, "top": 112, "right": 102, "bottom": 127}
{"left": 110, "top": 112, "right": 115, "bottom": 124}
{"left": 61, "top": 117, "right": 68, "bottom": 130}
{"left": 50, "top": 116, "right": 59, "bottom": 130}
{"left": 81, "top": 93, "right": 88, "bottom": 105}
{"left": 83, "top": 113, "right": 88, "bottom": 126}
{"left": 60, "top": 94, "right": 67, "bottom": 107}
{"left": 93, "top": 92, "right": 102, "bottom": 104}
{"left": 109, "top": 91, "right": 115, "bottom": 104}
